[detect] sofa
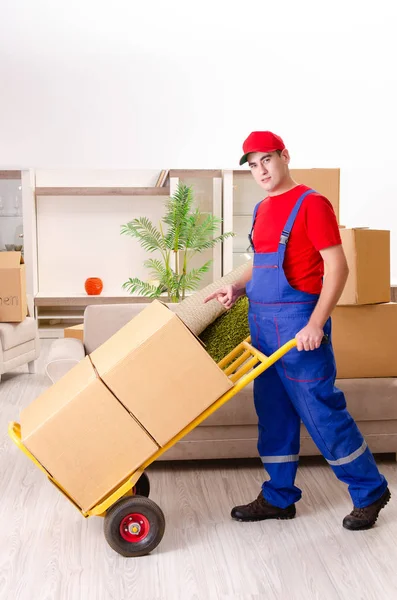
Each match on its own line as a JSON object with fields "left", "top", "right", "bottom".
{"left": 45, "top": 302, "right": 397, "bottom": 462}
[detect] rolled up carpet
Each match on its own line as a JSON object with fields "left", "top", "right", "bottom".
{"left": 174, "top": 262, "right": 250, "bottom": 336}
{"left": 199, "top": 296, "right": 250, "bottom": 363}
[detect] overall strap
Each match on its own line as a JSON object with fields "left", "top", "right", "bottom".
{"left": 279, "top": 189, "right": 316, "bottom": 245}
{"left": 247, "top": 200, "right": 262, "bottom": 251}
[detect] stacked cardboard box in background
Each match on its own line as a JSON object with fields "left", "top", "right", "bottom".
{"left": 331, "top": 228, "right": 397, "bottom": 378}
{"left": 336, "top": 228, "right": 390, "bottom": 306}
{"left": 0, "top": 251, "right": 27, "bottom": 322}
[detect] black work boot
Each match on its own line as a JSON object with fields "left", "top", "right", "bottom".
{"left": 343, "top": 487, "right": 391, "bottom": 531}
{"left": 231, "top": 491, "right": 296, "bottom": 522}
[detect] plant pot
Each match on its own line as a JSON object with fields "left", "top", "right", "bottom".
{"left": 85, "top": 277, "right": 103, "bottom": 296}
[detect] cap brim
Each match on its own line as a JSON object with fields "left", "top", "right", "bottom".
{"left": 239, "top": 147, "right": 281, "bottom": 166}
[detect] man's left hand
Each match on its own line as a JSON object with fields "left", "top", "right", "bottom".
{"left": 296, "top": 323, "right": 324, "bottom": 351}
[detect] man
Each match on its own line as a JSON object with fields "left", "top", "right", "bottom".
{"left": 204, "top": 131, "right": 390, "bottom": 530}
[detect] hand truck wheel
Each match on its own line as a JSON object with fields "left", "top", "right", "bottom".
{"left": 104, "top": 496, "right": 165, "bottom": 557}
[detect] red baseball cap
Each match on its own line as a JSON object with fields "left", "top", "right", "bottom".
{"left": 239, "top": 131, "right": 285, "bottom": 165}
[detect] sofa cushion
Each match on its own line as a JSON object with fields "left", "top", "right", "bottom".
{"left": 3, "top": 340, "right": 36, "bottom": 361}
{"left": 337, "top": 378, "right": 397, "bottom": 420}
{"left": 0, "top": 317, "right": 37, "bottom": 350}
{"left": 202, "top": 378, "right": 397, "bottom": 427}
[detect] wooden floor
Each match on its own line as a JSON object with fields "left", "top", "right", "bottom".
{"left": 1, "top": 341, "right": 396, "bottom": 600}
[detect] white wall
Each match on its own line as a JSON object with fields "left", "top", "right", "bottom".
{"left": 1, "top": 0, "right": 397, "bottom": 282}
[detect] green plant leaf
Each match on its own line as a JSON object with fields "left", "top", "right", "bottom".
{"left": 191, "top": 230, "right": 236, "bottom": 252}
{"left": 163, "top": 184, "right": 193, "bottom": 230}
{"left": 163, "top": 184, "right": 195, "bottom": 251}
{"left": 144, "top": 258, "right": 168, "bottom": 280}
{"left": 186, "top": 213, "right": 221, "bottom": 247}
{"left": 179, "top": 261, "right": 212, "bottom": 292}
{"left": 122, "top": 278, "right": 163, "bottom": 298}
{"left": 120, "top": 217, "right": 166, "bottom": 252}
{"left": 164, "top": 226, "right": 185, "bottom": 250}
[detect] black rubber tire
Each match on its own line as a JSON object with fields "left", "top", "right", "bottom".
{"left": 104, "top": 496, "right": 165, "bottom": 557}
{"left": 133, "top": 472, "right": 150, "bottom": 498}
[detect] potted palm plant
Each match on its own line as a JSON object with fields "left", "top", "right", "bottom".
{"left": 121, "top": 183, "right": 234, "bottom": 302}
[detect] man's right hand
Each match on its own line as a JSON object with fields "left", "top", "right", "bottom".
{"left": 203, "top": 283, "right": 241, "bottom": 310}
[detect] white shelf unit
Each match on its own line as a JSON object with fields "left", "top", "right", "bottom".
{"left": 24, "top": 170, "right": 225, "bottom": 337}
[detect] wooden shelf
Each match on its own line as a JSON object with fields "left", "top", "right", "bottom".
{"left": 35, "top": 186, "right": 171, "bottom": 196}
{"left": 34, "top": 294, "right": 153, "bottom": 307}
{"left": 37, "top": 313, "right": 84, "bottom": 320}
{"left": 169, "top": 170, "right": 222, "bottom": 178}
{"left": 0, "top": 170, "right": 22, "bottom": 179}
{"left": 232, "top": 170, "right": 251, "bottom": 176}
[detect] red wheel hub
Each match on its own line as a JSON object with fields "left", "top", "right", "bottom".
{"left": 120, "top": 513, "right": 150, "bottom": 543}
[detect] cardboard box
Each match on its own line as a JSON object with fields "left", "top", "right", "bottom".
{"left": 90, "top": 300, "right": 234, "bottom": 447}
{"left": 20, "top": 356, "right": 159, "bottom": 512}
{"left": 338, "top": 228, "right": 390, "bottom": 305}
{"left": 64, "top": 323, "right": 84, "bottom": 342}
{"left": 290, "top": 168, "right": 340, "bottom": 222}
{"left": 332, "top": 303, "right": 397, "bottom": 378}
{"left": 0, "top": 251, "right": 27, "bottom": 322}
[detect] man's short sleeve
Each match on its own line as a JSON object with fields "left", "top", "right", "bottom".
{"left": 304, "top": 194, "right": 342, "bottom": 251}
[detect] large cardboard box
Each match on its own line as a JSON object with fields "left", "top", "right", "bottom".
{"left": 290, "top": 168, "right": 340, "bottom": 222}
{"left": 90, "top": 300, "right": 234, "bottom": 447}
{"left": 0, "top": 251, "right": 27, "bottom": 322}
{"left": 338, "top": 228, "right": 390, "bottom": 305}
{"left": 20, "top": 357, "right": 159, "bottom": 512}
{"left": 20, "top": 301, "right": 233, "bottom": 511}
{"left": 332, "top": 303, "right": 397, "bottom": 378}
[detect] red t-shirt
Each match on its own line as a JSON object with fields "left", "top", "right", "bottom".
{"left": 252, "top": 184, "right": 341, "bottom": 294}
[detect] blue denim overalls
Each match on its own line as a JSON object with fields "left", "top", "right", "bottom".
{"left": 246, "top": 189, "right": 387, "bottom": 508}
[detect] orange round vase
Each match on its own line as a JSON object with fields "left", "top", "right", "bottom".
{"left": 85, "top": 277, "right": 103, "bottom": 295}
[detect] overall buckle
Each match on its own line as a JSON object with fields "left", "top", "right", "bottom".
{"left": 280, "top": 233, "right": 289, "bottom": 245}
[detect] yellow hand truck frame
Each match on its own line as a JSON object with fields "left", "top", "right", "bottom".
{"left": 8, "top": 336, "right": 297, "bottom": 557}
